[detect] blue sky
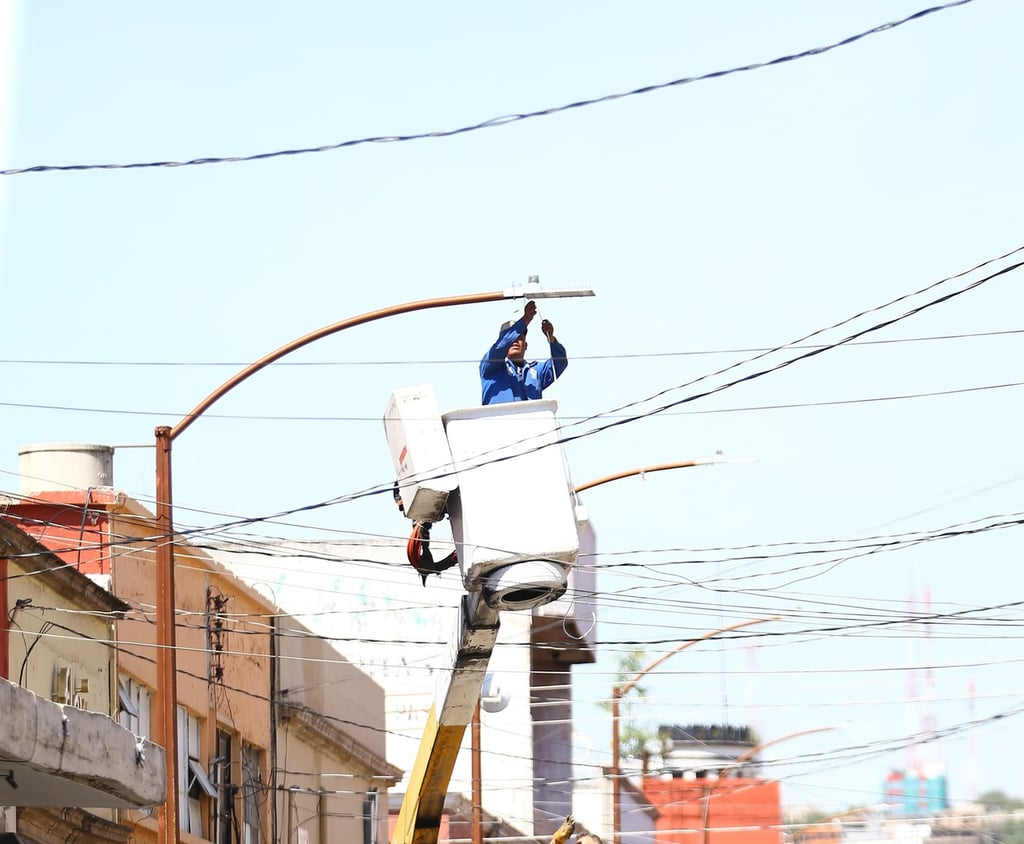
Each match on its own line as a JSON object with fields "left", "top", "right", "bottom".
{"left": 2, "top": 0, "right": 1022, "bottom": 816}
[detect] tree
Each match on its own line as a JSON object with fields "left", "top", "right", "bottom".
{"left": 978, "top": 790, "right": 1024, "bottom": 812}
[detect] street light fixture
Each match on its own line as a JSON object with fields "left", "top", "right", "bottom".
{"left": 151, "top": 281, "right": 593, "bottom": 844}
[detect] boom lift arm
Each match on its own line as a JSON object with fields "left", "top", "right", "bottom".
{"left": 391, "top": 592, "right": 500, "bottom": 844}
{"left": 386, "top": 391, "right": 579, "bottom": 844}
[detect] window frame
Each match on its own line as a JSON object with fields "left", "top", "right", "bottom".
{"left": 177, "top": 706, "right": 213, "bottom": 837}
{"left": 241, "top": 743, "right": 262, "bottom": 844}
{"left": 117, "top": 676, "right": 151, "bottom": 739}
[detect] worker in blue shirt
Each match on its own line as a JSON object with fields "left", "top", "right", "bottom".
{"left": 480, "top": 300, "right": 568, "bottom": 405}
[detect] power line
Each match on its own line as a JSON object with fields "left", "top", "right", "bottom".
{"left": 0, "top": 327, "right": 1019, "bottom": 367}
{"left": 0, "top": 0, "right": 976, "bottom": 177}
{"left": 2, "top": 378, "right": 1020, "bottom": 423}
{"left": 3, "top": 245, "right": 1020, "bottom": 544}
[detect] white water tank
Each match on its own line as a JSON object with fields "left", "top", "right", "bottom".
{"left": 18, "top": 443, "right": 114, "bottom": 495}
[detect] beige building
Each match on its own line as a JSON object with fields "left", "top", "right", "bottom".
{"left": 274, "top": 615, "right": 402, "bottom": 842}
{"left": 0, "top": 517, "right": 166, "bottom": 843}
{"left": 6, "top": 443, "right": 399, "bottom": 844}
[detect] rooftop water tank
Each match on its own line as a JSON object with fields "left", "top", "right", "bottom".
{"left": 18, "top": 443, "right": 114, "bottom": 495}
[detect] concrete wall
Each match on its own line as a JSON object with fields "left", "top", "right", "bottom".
{"left": 6, "top": 553, "right": 116, "bottom": 726}
{"left": 276, "top": 619, "right": 399, "bottom": 843}
{"left": 0, "top": 517, "right": 166, "bottom": 841}
{"left": 7, "top": 491, "right": 394, "bottom": 844}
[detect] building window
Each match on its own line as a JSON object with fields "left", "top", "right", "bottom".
{"left": 363, "top": 788, "right": 379, "bottom": 844}
{"left": 118, "top": 676, "right": 151, "bottom": 739}
{"left": 178, "top": 706, "right": 216, "bottom": 836}
{"left": 215, "top": 729, "right": 234, "bottom": 844}
{"left": 242, "top": 743, "right": 262, "bottom": 844}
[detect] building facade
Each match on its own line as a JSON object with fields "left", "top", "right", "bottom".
{"left": 0, "top": 517, "right": 166, "bottom": 843}
{"left": 638, "top": 722, "right": 780, "bottom": 844}
{"left": 6, "top": 443, "right": 398, "bottom": 843}
{"left": 644, "top": 776, "right": 782, "bottom": 844}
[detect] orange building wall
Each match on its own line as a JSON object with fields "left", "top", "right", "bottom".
{"left": 12, "top": 495, "right": 115, "bottom": 575}
{"left": 644, "top": 777, "right": 782, "bottom": 844}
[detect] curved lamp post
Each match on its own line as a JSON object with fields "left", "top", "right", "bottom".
{"left": 152, "top": 281, "right": 593, "bottom": 844}
{"left": 465, "top": 459, "right": 733, "bottom": 844}
{"left": 701, "top": 724, "right": 842, "bottom": 844}
{"left": 720, "top": 724, "right": 842, "bottom": 777}
{"left": 573, "top": 458, "right": 766, "bottom": 844}
{"left": 573, "top": 457, "right": 740, "bottom": 494}
{"left": 608, "top": 617, "right": 777, "bottom": 843}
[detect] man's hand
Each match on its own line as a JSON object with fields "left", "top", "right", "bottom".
{"left": 541, "top": 319, "right": 555, "bottom": 342}
{"left": 523, "top": 300, "right": 538, "bottom": 325}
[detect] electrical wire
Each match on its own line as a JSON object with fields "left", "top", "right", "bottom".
{"left": 140, "top": 249, "right": 1024, "bottom": 537}
{"left": 3, "top": 244, "right": 1021, "bottom": 550}
{"left": 0, "top": 0, "right": 976, "bottom": 177}
{"left": 6, "top": 503, "right": 1024, "bottom": 656}
{"left": 2, "top": 377, "right": 1021, "bottom": 424}
{"left": 0, "top": 326, "right": 1019, "bottom": 368}
{"left": 9, "top": 597, "right": 1024, "bottom": 793}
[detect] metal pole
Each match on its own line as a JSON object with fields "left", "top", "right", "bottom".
{"left": 0, "top": 556, "right": 8, "bottom": 680}
{"left": 471, "top": 700, "right": 482, "bottom": 844}
{"left": 606, "top": 618, "right": 778, "bottom": 844}
{"left": 611, "top": 688, "right": 622, "bottom": 844}
{"left": 577, "top": 466, "right": 764, "bottom": 844}
{"left": 701, "top": 781, "right": 713, "bottom": 844}
{"left": 154, "top": 425, "right": 180, "bottom": 843}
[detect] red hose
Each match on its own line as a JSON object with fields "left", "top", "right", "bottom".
{"left": 407, "top": 523, "right": 424, "bottom": 565}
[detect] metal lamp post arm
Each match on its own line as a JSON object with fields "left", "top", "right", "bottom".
{"left": 575, "top": 460, "right": 710, "bottom": 495}
{"left": 170, "top": 291, "right": 511, "bottom": 442}
{"left": 608, "top": 616, "right": 778, "bottom": 844}
{"left": 573, "top": 460, "right": 766, "bottom": 844}
{"left": 703, "top": 725, "right": 841, "bottom": 844}
{"left": 720, "top": 724, "right": 841, "bottom": 777}
{"left": 574, "top": 456, "right": 754, "bottom": 496}
{"left": 616, "top": 617, "right": 780, "bottom": 700}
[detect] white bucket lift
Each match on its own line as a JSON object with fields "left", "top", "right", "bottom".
{"left": 384, "top": 390, "right": 579, "bottom": 611}
{"left": 442, "top": 400, "right": 578, "bottom": 608}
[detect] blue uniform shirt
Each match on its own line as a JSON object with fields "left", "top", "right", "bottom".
{"left": 480, "top": 316, "right": 568, "bottom": 405}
